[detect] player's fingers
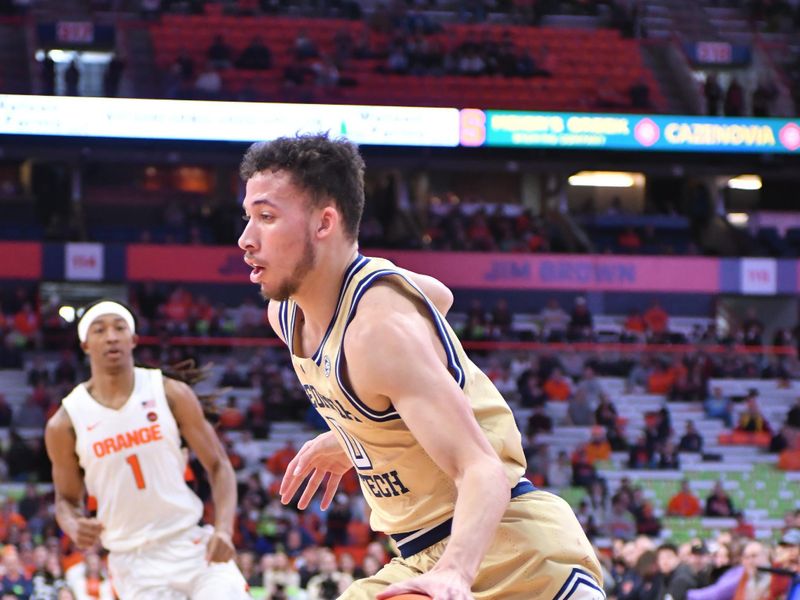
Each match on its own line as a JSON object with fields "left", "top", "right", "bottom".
{"left": 297, "top": 469, "right": 325, "bottom": 510}
{"left": 320, "top": 472, "right": 343, "bottom": 511}
{"left": 280, "top": 455, "right": 314, "bottom": 502}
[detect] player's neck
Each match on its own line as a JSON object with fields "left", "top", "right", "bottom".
{"left": 86, "top": 366, "right": 135, "bottom": 410}
{"left": 292, "top": 245, "right": 359, "bottom": 338}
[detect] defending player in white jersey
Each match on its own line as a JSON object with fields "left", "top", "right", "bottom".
{"left": 45, "top": 300, "right": 250, "bottom": 600}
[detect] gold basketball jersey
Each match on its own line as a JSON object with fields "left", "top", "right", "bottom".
{"left": 279, "top": 255, "right": 527, "bottom": 546}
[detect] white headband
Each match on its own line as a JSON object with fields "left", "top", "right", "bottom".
{"left": 77, "top": 301, "right": 136, "bottom": 342}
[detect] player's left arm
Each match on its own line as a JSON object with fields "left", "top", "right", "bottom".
{"left": 345, "top": 284, "right": 510, "bottom": 599}
{"left": 165, "top": 377, "right": 237, "bottom": 562}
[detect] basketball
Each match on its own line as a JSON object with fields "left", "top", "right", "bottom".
{"left": 386, "top": 595, "right": 433, "bottom": 600}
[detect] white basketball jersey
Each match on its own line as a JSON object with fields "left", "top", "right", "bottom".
{"left": 62, "top": 367, "right": 203, "bottom": 553}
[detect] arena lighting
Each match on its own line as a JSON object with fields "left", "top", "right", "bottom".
{"left": 727, "top": 212, "right": 750, "bottom": 226}
{"left": 567, "top": 171, "right": 640, "bottom": 187}
{"left": 727, "top": 175, "right": 762, "bottom": 190}
{"left": 58, "top": 305, "right": 76, "bottom": 323}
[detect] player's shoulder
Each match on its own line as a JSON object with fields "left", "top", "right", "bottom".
{"left": 346, "top": 282, "right": 425, "bottom": 353}
{"left": 45, "top": 405, "right": 74, "bottom": 438}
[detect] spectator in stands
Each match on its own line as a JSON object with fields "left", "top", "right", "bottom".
{"left": 769, "top": 424, "right": 792, "bottom": 453}
{"left": 736, "top": 394, "right": 772, "bottom": 434}
{"left": 65, "top": 550, "right": 114, "bottom": 600}
{"left": 571, "top": 445, "right": 598, "bottom": 487}
{"left": 607, "top": 498, "right": 637, "bottom": 540}
{"left": 305, "top": 549, "right": 352, "bottom": 599}
{"left": 787, "top": 397, "right": 800, "bottom": 428}
{"left": 617, "top": 227, "right": 642, "bottom": 254}
{"left": 732, "top": 513, "right": 755, "bottom": 539}
{"left": 704, "top": 74, "right": 723, "bottom": 116}
{"left": 568, "top": 296, "right": 593, "bottom": 341}
{"left": 31, "top": 551, "right": 69, "bottom": 599}
{"left": 705, "top": 481, "right": 736, "bottom": 517}
{"left": 657, "top": 543, "right": 697, "bottom": 600}
{"left": 489, "top": 298, "right": 512, "bottom": 338}
{"left": 547, "top": 450, "right": 572, "bottom": 490}
{"left": 595, "top": 394, "right": 619, "bottom": 429}
{"left": 667, "top": 479, "right": 702, "bottom": 517}
{"left": 724, "top": 78, "right": 745, "bottom": 117}
{"left": 64, "top": 60, "right": 80, "bottom": 96}
{"left": 236, "top": 36, "right": 272, "bottom": 70}
{"left": 53, "top": 349, "right": 78, "bottom": 385}
{"left": 742, "top": 307, "right": 765, "bottom": 347}
{"left": 208, "top": 34, "right": 233, "bottom": 69}
{"left": 219, "top": 396, "right": 245, "bottom": 430}
{"left": 41, "top": 54, "right": 56, "bottom": 95}
{"left": 294, "top": 29, "right": 319, "bottom": 60}
{"left": 568, "top": 389, "right": 594, "bottom": 426}
{"left": 0, "top": 545, "right": 33, "bottom": 598}
{"left": 103, "top": 55, "right": 125, "bottom": 98}
{"left": 658, "top": 440, "right": 680, "bottom": 469}
{"left": 266, "top": 441, "right": 297, "bottom": 479}
{"left": 628, "top": 434, "right": 653, "bottom": 469}
{"left": 13, "top": 302, "right": 41, "bottom": 349}
{"left": 643, "top": 299, "right": 669, "bottom": 341}
{"left": 607, "top": 421, "right": 629, "bottom": 451}
{"left": 622, "top": 309, "right": 646, "bottom": 340}
{"left": 261, "top": 552, "right": 301, "bottom": 598}
{"left": 527, "top": 405, "right": 553, "bottom": 436}
{"left": 647, "top": 360, "right": 675, "bottom": 395}
{"left": 539, "top": 298, "right": 570, "bottom": 341}
{"left": 0, "top": 394, "right": 12, "bottom": 428}
{"left": 543, "top": 367, "right": 572, "bottom": 401}
{"left": 679, "top": 420, "right": 704, "bottom": 453}
{"left": 194, "top": 62, "right": 223, "bottom": 99}
{"left": 628, "top": 77, "right": 650, "bottom": 109}
{"left": 219, "top": 359, "right": 249, "bottom": 388}
{"left": 576, "top": 365, "right": 603, "bottom": 406}
{"left": 27, "top": 355, "right": 50, "bottom": 386}
{"left": 585, "top": 426, "right": 612, "bottom": 464}
{"left": 636, "top": 503, "right": 661, "bottom": 537}
{"left": 751, "top": 77, "right": 778, "bottom": 117}
{"left": 704, "top": 386, "right": 733, "bottom": 427}
{"left": 13, "top": 392, "right": 46, "bottom": 429}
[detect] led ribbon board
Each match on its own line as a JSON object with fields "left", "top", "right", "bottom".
{"left": 0, "top": 94, "right": 461, "bottom": 147}
{"left": 461, "top": 109, "right": 800, "bottom": 154}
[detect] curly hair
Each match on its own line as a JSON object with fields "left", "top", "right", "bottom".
{"left": 239, "top": 133, "right": 365, "bottom": 241}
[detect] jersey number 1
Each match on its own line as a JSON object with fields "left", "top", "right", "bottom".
{"left": 126, "top": 454, "right": 146, "bottom": 489}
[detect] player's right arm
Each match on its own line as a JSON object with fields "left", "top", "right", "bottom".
{"left": 45, "top": 407, "right": 103, "bottom": 549}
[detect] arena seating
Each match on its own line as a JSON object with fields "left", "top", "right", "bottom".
{"left": 149, "top": 14, "right": 665, "bottom": 111}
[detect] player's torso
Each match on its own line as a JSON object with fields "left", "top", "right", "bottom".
{"left": 62, "top": 367, "right": 203, "bottom": 552}
{"left": 280, "top": 255, "right": 526, "bottom": 535}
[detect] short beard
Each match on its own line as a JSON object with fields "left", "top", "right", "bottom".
{"left": 260, "top": 232, "right": 316, "bottom": 302}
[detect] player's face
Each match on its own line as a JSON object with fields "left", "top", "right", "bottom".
{"left": 239, "top": 170, "right": 317, "bottom": 302}
{"left": 81, "top": 314, "right": 136, "bottom": 369}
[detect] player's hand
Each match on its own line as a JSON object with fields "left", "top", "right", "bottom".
{"left": 206, "top": 530, "right": 235, "bottom": 563}
{"left": 279, "top": 431, "right": 352, "bottom": 510}
{"left": 376, "top": 567, "right": 474, "bottom": 600}
{"left": 73, "top": 517, "right": 104, "bottom": 549}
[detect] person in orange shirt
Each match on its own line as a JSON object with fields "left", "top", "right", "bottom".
{"left": 543, "top": 367, "right": 572, "bottom": 402}
{"left": 647, "top": 361, "right": 675, "bottom": 395}
{"left": 266, "top": 440, "right": 297, "bottom": 476}
{"left": 623, "top": 309, "right": 646, "bottom": 336}
{"left": 666, "top": 479, "right": 701, "bottom": 517}
{"left": 643, "top": 300, "right": 669, "bottom": 338}
{"left": 584, "top": 426, "right": 611, "bottom": 464}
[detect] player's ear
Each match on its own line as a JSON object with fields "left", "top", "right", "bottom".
{"left": 315, "top": 205, "right": 338, "bottom": 240}
{"left": 131, "top": 333, "right": 139, "bottom": 349}
{"left": 80, "top": 341, "right": 89, "bottom": 354}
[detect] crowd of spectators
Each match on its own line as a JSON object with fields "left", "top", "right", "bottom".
{"left": 1, "top": 282, "right": 800, "bottom": 597}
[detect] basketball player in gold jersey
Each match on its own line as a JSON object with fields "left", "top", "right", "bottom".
{"left": 238, "top": 134, "right": 604, "bottom": 600}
